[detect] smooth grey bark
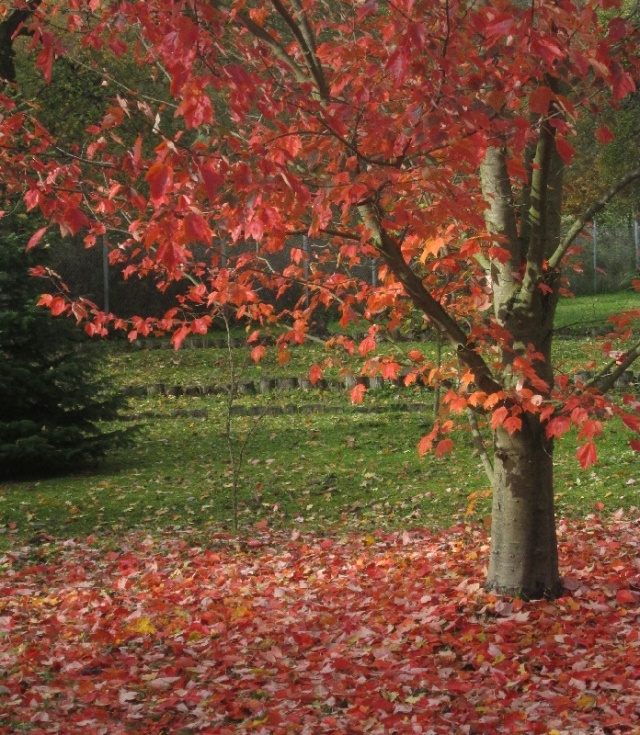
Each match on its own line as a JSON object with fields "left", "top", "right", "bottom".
{"left": 487, "top": 421, "right": 562, "bottom": 599}
{"left": 480, "top": 127, "right": 564, "bottom": 598}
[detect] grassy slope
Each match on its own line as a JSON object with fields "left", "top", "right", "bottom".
{"left": 0, "top": 292, "right": 638, "bottom": 548}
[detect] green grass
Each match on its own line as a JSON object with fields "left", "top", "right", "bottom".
{"left": 1, "top": 292, "right": 638, "bottom": 550}
{"left": 555, "top": 289, "right": 640, "bottom": 334}
{"left": 1, "top": 389, "right": 638, "bottom": 550}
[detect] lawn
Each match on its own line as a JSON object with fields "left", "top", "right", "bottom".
{"left": 1, "top": 291, "right": 639, "bottom": 546}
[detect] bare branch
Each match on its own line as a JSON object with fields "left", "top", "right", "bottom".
{"left": 358, "top": 201, "right": 503, "bottom": 395}
{"left": 549, "top": 165, "right": 640, "bottom": 269}
{"left": 237, "top": 11, "right": 310, "bottom": 87}
{"left": 586, "top": 337, "right": 640, "bottom": 393}
{"left": 467, "top": 407, "right": 494, "bottom": 485}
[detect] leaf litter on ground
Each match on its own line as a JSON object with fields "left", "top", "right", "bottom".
{"left": 0, "top": 513, "right": 639, "bottom": 735}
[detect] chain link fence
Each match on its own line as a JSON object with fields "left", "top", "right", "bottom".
{"left": 568, "top": 223, "right": 640, "bottom": 295}
{"left": 49, "top": 225, "right": 639, "bottom": 319}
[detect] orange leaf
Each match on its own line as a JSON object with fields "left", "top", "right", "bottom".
{"left": 251, "top": 345, "right": 266, "bottom": 363}
{"left": 417, "top": 434, "right": 434, "bottom": 457}
{"left": 350, "top": 383, "right": 366, "bottom": 404}
{"left": 309, "top": 365, "right": 323, "bottom": 385}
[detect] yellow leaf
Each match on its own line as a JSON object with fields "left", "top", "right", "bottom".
{"left": 575, "top": 694, "right": 596, "bottom": 710}
{"left": 130, "top": 616, "right": 156, "bottom": 635}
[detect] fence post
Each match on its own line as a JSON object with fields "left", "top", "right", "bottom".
{"left": 634, "top": 218, "right": 639, "bottom": 271}
{"left": 102, "top": 235, "right": 110, "bottom": 313}
{"left": 592, "top": 219, "right": 598, "bottom": 294}
{"left": 303, "top": 235, "right": 310, "bottom": 308}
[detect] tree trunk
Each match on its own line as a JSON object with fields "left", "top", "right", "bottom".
{"left": 486, "top": 418, "right": 562, "bottom": 599}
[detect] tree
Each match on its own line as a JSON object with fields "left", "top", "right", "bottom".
{"left": 3, "top": 0, "right": 640, "bottom": 597}
{"left": 0, "top": 207, "right": 130, "bottom": 479}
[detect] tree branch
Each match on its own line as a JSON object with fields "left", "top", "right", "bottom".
{"left": 237, "top": 11, "right": 310, "bottom": 88}
{"left": 269, "top": 0, "right": 329, "bottom": 98}
{"left": 358, "top": 202, "right": 503, "bottom": 395}
{"left": 587, "top": 336, "right": 640, "bottom": 393}
{"left": 467, "top": 407, "right": 494, "bottom": 485}
{"left": 549, "top": 164, "right": 640, "bottom": 269}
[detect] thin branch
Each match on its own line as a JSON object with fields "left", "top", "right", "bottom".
{"left": 289, "top": 0, "right": 318, "bottom": 53}
{"left": 467, "top": 407, "right": 494, "bottom": 485}
{"left": 358, "top": 201, "right": 503, "bottom": 395}
{"left": 549, "top": 164, "right": 640, "bottom": 268}
{"left": 586, "top": 337, "right": 640, "bottom": 393}
{"left": 237, "top": 11, "right": 310, "bottom": 88}
{"left": 286, "top": 227, "right": 361, "bottom": 241}
{"left": 52, "top": 146, "right": 115, "bottom": 169}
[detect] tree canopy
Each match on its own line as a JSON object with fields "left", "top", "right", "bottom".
{"left": 2, "top": 0, "right": 640, "bottom": 597}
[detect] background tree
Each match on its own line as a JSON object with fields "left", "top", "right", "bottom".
{"left": 0, "top": 206, "right": 129, "bottom": 479}
{"left": 3, "top": 0, "right": 640, "bottom": 597}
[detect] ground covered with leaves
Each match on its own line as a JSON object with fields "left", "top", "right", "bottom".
{"left": 1, "top": 514, "right": 639, "bottom": 735}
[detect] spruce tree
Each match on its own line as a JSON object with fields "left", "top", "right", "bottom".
{"left": 0, "top": 212, "right": 129, "bottom": 479}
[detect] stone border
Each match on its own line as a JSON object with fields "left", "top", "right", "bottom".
{"left": 122, "top": 372, "right": 429, "bottom": 398}
{"left": 123, "top": 402, "right": 431, "bottom": 421}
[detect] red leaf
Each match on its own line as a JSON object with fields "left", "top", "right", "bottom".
{"left": 595, "top": 125, "right": 615, "bottom": 144}
{"left": 546, "top": 415, "right": 571, "bottom": 439}
{"left": 616, "top": 588, "right": 637, "bottom": 606}
{"left": 26, "top": 227, "right": 48, "bottom": 251}
{"left": 36, "top": 34, "right": 55, "bottom": 84}
{"left": 145, "top": 162, "right": 173, "bottom": 207}
{"left": 435, "top": 438, "right": 453, "bottom": 458}
{"left": 171, "top": 325, "right": 189, "bottom": 350}
{"left": 24, "top": 188, "right": 40, "bottom": 211}
{"left": 490, "top": 406, "right": 509, "bottom": 430}
{"left": 380, "top": 361, "right": 399, "bottom": 380}
{"left": 621, "top": 413, "right": 640, "bottom": 433}
{"left": 555, "top": 137, "right": 575, "bottom": 165}
{"left": 200, "top": 163, "right": 224, "bottom": 203}
{"left": 612, "top": 69, "right": 635, "bottom": 101}
{"left": 576, "top": 441, "right": 597, "bottom": 470}
{"left": 529, "top": 85, "right": 556, "bottom": 114}
{"left": 503, "top": 416, "right": 522, "bottom": 434}
{"left": 156, "top": 240, "right": 187, "bottom": 269}
{"left": 358, "top": 335, "right": 376, "bottom": 356}
{"left": 44, "top": 296, "right": 67, "bottom": 317}
{"left": 184, "top": 213, "right": 212, "bottom": 245}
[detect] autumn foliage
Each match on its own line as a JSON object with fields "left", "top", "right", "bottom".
{"left": 2, "top": 0, "right": 640, "bottom": 595}
{"left": 1, "top": 517, "right": 639, "bottom": 734}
